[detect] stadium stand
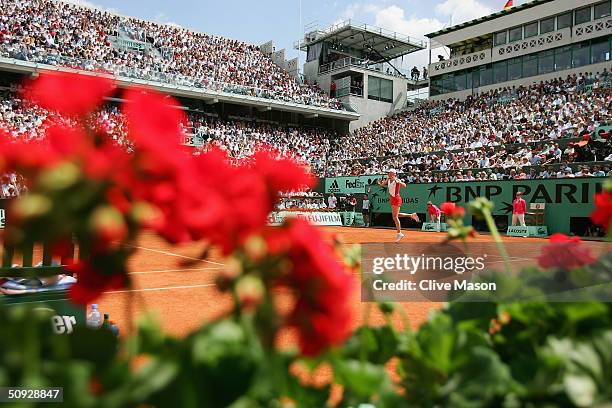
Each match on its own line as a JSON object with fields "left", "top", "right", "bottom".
{"left": 0, "top": 0, "right": 610, "bottom": 182}
{"left": 325, "top": 71, "right": 612, "bottom": 179}
{"left": 0, "top": 91, "right": 335, "bottom": 175}
{"left": 0, "top": 0, "right": 342, "bottom": 110}
{"left": 1, "top": 71, "right": 611, "bottom": 180}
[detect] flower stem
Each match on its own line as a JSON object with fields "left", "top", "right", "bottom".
{"left": 483, "top": 208, "right": 511, "bottom": 273}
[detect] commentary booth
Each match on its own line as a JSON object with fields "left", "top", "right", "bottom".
{"left": 323, "top": 175, "right": 605, "bottom": 237}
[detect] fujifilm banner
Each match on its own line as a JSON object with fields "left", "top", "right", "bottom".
{"left": 268, "top": 211, "right": 342, "bottom": 226}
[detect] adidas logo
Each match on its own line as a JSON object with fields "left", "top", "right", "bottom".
{"left": 329, "top": 180, "right": 340, "bottom": 192}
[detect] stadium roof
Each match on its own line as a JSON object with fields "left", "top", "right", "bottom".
{"left": 425, "top": 0, "right": 555, "bottom": 39}
{"left": 296, "top": 20, "right": 426, "bottom": 60}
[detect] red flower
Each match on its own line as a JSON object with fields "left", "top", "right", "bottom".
{"left": 45, "top": 123, "right": 90, "bottom": 159}
{"left": 251, "top": 149, "right": 315, "bottom": 196}
{"left": 537, "top": 233, "right": 596, "bottom": 270}
{"left": 24, "top": 72, "right": 115, "bottom": 117}
{"left": 0, "top": 133, "right": 56, "bottom": 172}
{"left": 49, "top": 237, "right": 75, "bottom": 263}
{"left": 268, "top": 219, "right": 353, "bottom": 356}
{"left": 67, "top": 261, "right": 127, "bottom": 305}
{"left": 89, "top": 377, "right": 103, "bottom": 396}
{"left": 591, "top": 191, "right": 612, "bottom": 231}
{"left": 105, "top": 187, "right": 131, "bottom": 214}
{"left": 123, "top": 88, "right": 186, "bottom": 153}
{"left": 440, "top": 202, "right": 465, "bottom": 219}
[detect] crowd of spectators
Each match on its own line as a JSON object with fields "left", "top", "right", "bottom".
{"left": 0, "top": 91, "right": 335, "bottom": 174}
{"left": 189, "top": 115, "right": 333, "bottom": 175}
{"left": 0, "top": 173, "right": 25, "bottom": 198}
{"left": 325, "top": 72, "right": 612, "bottom": 179}
{"left": 1, "top": 69, "right": 612, "bottom": 180}
{"left": 0, "top": 90, "right": 131, "bottom": 147}
{"left": 275, "top": 191, "right": 327, "bottom": 210}
{"left": 275, "top": 196, "right": 328, "bottom": 211}
{"left": 0, "top": 0, "right": 342, "bottom": 109}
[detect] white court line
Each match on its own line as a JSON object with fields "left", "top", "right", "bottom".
{"left": 129, "top": 267, "right": 222, "bottom": 275}
{"left": 128, "top": 244, "right": 224, "bottom": 266}
{"left": 105, "top": 283, "right": 216, "bottom": 294}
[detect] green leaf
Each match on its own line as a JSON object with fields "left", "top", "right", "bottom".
{"left": 564, "top": 373, "right": 597, "bottom": 407}
{"left": 561, "top": 303, "right": 608, "bottom": 325}
{"left": 68, "top": 326, "right": 118, "bottom": 368}
{"left": 340, "top": 326, "right": 399, "bottom": 365}
{"left": 444, "top": 346, "right": 514, "bottom": 405}
{"left": 333, "top": 359, "right": 387, "bottom": 398}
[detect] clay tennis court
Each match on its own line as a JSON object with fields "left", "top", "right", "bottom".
{"left": 96, "top": 227, "right": 611, "bottom": 339}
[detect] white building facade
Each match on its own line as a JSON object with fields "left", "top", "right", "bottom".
{"left": 426, "top": 0, "right": 612, "bottom": 99}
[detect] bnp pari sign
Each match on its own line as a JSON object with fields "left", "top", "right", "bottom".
{"left": 368, "top": 179, "right": 603, "bottom": 234}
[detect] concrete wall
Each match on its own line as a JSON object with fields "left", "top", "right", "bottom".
{"left": 345, "top": 95, "right": 392, "bottom": 131}
{"left": 341, "top": 71, "right": 410, "bottom": 131}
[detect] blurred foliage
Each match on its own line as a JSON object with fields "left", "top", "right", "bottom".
{"left": 2, "top": 259, "right": 612, "bottom": 408}
{"left": 1, "top": 189, "right": 611, "bottom": 407}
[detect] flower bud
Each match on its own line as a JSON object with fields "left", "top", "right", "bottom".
{"left": 235, "top": 275, "right": 265, "bottom": 309}
{"left": 378, "top": 302, "right": 395, "bottom": 315}
{"left": 90, "top": 205, "right": 128, "bottom": 243}
{"left": 38, "top": 161, "right": 81, "bottom": 191}
{"left": 216, "top": 257, "right": 242, "bottom": 291}
{"left": 499, "top": 311, "right": 511, "bottom": 325}
{"left": 468, "top": 197, "right": 494, "bottom": 219}
{"left": 244, "top": 235, "right": 267, "bottom": 262}
{"left": 130, "top": 201, "right": 163, "bottom": 229}
{"left": 11, "top": 194, "right": 52, "bottom": 221}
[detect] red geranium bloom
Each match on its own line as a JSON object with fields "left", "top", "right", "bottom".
{"left": 67, "top": 261, "right": 127, "bottom": 305}
{"left": 537, "top": 233, "right": 597, "bottom": 270}
{"left": 440, "top": 202, "right": 465, "bottom": 219}
{"left": 251, "top": 148, "right": 315, "bottom": 196}
{"left": 591, "top": 191, "right": 612, "bottom": 231}
{"left": 123, "top": 87, "right": 186, "bottom": 153}
{"left": 24, "top": 72, "right": 115, "bottom": 117}
{"left": 269, "top": 219, "right": 353, "bottom": 356}
{"left": 0, "top": 132, "right": 56, "bottom": 172}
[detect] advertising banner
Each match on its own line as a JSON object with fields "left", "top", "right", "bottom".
{"left": 268, "top": 211, "right": 342, "bottom": 226}
{"left": 506, "top": 226, "right": 549, "bottom": 237}
{"left": 367, "top": 178, "right": 602, "bottom": 234}
{"left": 116, "top": 38, "right": 147, "bottom": 51}
{"left": 0, "top": 208, "right": 4, "bottom": 229}
{"left": 325, "top": 175, "right": 383, "bottom": 194}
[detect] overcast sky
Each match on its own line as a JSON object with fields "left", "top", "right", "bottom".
{"left": 66, "top": 0, "right": 529, "bottom": 71}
